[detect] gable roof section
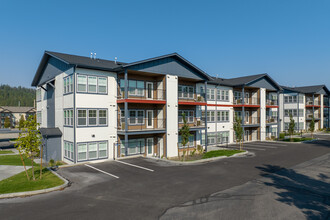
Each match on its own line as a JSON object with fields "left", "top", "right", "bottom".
{"left": 0, "top": 106, "right": 35, "bottom": 113}
{"left": 209, "top": 73, "right": 282, "bottom": 90}
{"left": 119, "top": 53, "right": 212, "bottom": 81}
{"left": 282, "top": 85, "right": 330, "bottom": 95}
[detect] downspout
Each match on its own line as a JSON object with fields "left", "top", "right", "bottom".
{"left": 297, "top": 93, "right": 299, "bottom": 132}
{"left": 277, "top": 91, "right": 280, "bottom": 139}
{"left": 124, "top": 69, "right": 128, "bottom": 156}
{"left": 204, "top": 81, "right": 208, "bottom": 152}
{"left": 242, "top": 86, "right": 245, "bottom": 141}
{"left": 73, "top": 65, "right": 77, "bottom": 163}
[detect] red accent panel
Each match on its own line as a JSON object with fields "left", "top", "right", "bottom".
{"left": 266, "top": 105, "right": 279, "bottom": 108}
{"left": 178, "top": 102, "right": 207, "bottom": 106}
{"left": 306, "top": 105, "right": 321, "bottom": 108}
{"left": 207, "top": 104, "right": 235, "bottom": 107}
{"left": 117, "top": 99, "right": 166, "bottom": 104}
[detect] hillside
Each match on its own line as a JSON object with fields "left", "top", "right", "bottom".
{"left": 0, "top": 84, "right": 35, "bottom": 107}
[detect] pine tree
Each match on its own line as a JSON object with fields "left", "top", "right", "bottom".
{"left": 309, "top": 118, "right": 315, "bottom": 138}
{"left": 179, "top": 113, "right": 192, "bottom": 161}
{"left": 4, "top": 116, "right": 11, "bottom": 128}
{"left": 288, "top": 114, "right": 295, "bottom": 141}
{"left": 19, "top": 115, "right": 25, "bottom": 130}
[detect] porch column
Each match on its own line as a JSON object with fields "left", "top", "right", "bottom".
{"left": 328, "top": 96, "right": 330, "bottom": 128}
{"left": 297, "top": 93, "right": 299, "bottom": 132}
{"left": 277, "top": 91, "right": 280, "bottom": 139}
{"left": 204, "top": 81, "right": 208, "bottom": 152}
{"left": 124, "top": 69, "right": 128, "bottom": 156}
{"left": 242, "top": 87, "right": 245, "bottom": 141}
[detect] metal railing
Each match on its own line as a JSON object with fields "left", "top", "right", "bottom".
{"left": 178, "top": 117, "right": 206, "bottom": 128}
{"left": 118, "top": 87, "right": 166, "bottom": 100}
{"left": 234, "top": 97, "right": 260, "bottom": 105}
{"left": 266, "top": 116, "right": 277, "bottom": 123}
{"left": 178, "top": 92, "right": 206, "bottom": 102}
{"left": 306, "top": 113, "right": 320, "bottom": 119}
{"left": 266, "top": 99, "right": 278, "bottom": 106}
{"left": 306, "top": 99, "right": 321, "bottom": 105}
{"left": 118, "top": 118, "right": 166, "bottom": 131}
{"left": 244, "top": 117, "right": 260, "bottom": 125}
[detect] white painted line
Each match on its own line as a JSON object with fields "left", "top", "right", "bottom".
{"left": 115, "top": 160, "right": 154, "bottom": 172}
{"left": 238, "top": 146, "right": 266, "bottom": 151}
{"left": 244, "top": 144, "right": 277, "bottom": 149}
{"left": 256, "top": 142, "right": 287, "bottom": 147}
{"left": 85, "top": 164, "right": 119, "bottom": 179}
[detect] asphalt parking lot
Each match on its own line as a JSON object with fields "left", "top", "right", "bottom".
{"left": 0, "top": 134, "right": 329, "bottom": 220}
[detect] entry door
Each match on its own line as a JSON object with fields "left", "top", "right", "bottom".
{"left": 245, "top": 111, "right": 249, "bottom": 124}
{"left": 157, "top": 109, "right": 163, "bottom": 128}
{"left": 252, "top": 129, "right": 258, "bottom": 141}
{"left": 147, "top": 138, "right": 154, "bottom": 156}
{"left": 158, "top": 137, "right": 163, "bottom": 157}
{"left": 147, "top": 110, "right": 153, "bottom": 128}
{"left": 244, "top": 92, "right": 249, "bottom": 104}
{"left": 146, "top": 82, "right": 153, "bottom": 99}
{"left": 245, "top": 130, "right": 250, "bottom": 141}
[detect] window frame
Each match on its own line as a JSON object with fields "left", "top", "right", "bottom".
{"left": 76, "top": 74, "right": 108, "bottom": 94}
{"left": 77, "top": 108, "right": 108, "bottom": 127}
{"left": 76, "top": 141, "right": 109, "bottom": 162}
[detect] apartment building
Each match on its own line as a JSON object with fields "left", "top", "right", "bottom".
{"left": 0, "top": 106, "right": 36, "bottom": 128}
{"left": 279, "top": 85, "right": 330, "bottom": 132}
{"left": 31, "top": 51, "right": 328, "bottom": 164}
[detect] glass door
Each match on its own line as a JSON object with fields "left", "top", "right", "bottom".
{"left": 146, "top": 82, "right": 153, "bottom": 99}
{"left": 147, "top": 138, "right": 154, "bottom": 156}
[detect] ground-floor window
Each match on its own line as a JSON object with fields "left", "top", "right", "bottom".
{"left": 284, "top": 122, "right": 304, "bottom": 131}
{"left": 77, "top": 141, "right": 108, "bottom": 161}
{"left": 64, "top": 141, "right": 74, "bottom": 160}
{"left": 178, "top": 134, "right": 195, "bottom": 148}
{"left": 121, "top": 139, "right": 146, "bottom": 155}
{"left": 202, "top": 131, "right": 230, "bottom": 145}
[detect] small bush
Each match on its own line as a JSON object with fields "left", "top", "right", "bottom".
{"left": 279, "top": 133, "right": 285, "bottom": 139}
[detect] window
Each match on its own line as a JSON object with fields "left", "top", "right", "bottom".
{"left": 207, "top": 111, "right": 215, "bottom": 122}
{"left": 64, "top": 75, "right": 73, "bottom": 94}
{"left": 88, "top": 143, "right": 98, "bottom": 159}
{"left": 77, "top": 141, "right": 108, "bottom": 161}
{"left": 36, "top": 111, "right": 42, "bottom": 124}
{"left": 178, "top": 85, "right": 194, "bottom": 99}
{"left": 78, "top": 110, "right": 87, "bottom": 126}
{"left": 64, "top": 109, "right": 73, "bottom": 126}
{"left": 120, "top": 79, "right": 125, "bottom": 96}
{"left": 128, "top": 80, "right": 144, "bottom": 96}
{"left": 88, "top": 76, "right": 97, "bottom": 93}
{"left": 284, "top": 95, "right": 300, "bottom": 103}
{"left": 207, "top": 133, "right": 216, "bottom": 145}
{"left": 178, "top": 134, "right": 195, "bottom": 148}
{"left": 77, "top": 75, "right": 87, "bottom": 92}
{"left": 178, "top": 110, "right": 194, "bottom": 123}
{"left": 88, "top": 110, "right": 97, "bottom": 125}
{"left": 217, "top": 111, "right": 229, "bottom": 122}
{"left": 207, "top": 88, "right": 215, "bottom": 100}
{"left": 98, "top": 77, "right": 107, "bottom": 93}
{"left": 123, "top": 139, "right": 145, "bottom": 155}
{"left": 77, "top": 143, "right": 87, "bottom": 161}
{"left": 99, "top": 110, "right": 107, "bottom": 125}
{"left": 285, "top": 109, "right": 302, "bottom": 117}
{"left": 64, "top": 141, "right": 74, "bottom": 160}
{"left": 36, "top": 88, "right": 41, "bottom": 101}
{"left": 128, "top": 110, "right": 144, "bottom": 125}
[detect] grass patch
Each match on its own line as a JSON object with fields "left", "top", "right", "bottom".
{"left": 0, "top": 167, "right": 64, "bottom": 194}
{"left": 202, "top": 149, "right": 245, "bottom": 159}
{"left": 0, "top": 150, "right": 14, "bottom": 154}
{"left": 0, "top": 155, "right": 38, "bottom": 166}
{"left": 282, "top": 137, "right": 314, "bottom": 142}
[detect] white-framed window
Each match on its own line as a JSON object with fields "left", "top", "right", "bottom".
{"left": 99, "top": 109, "right": 107, "bottom": 125}
{"left": 36, "top": 111, "right": 42, "bottom": 124}
{"left": 207, "top": 88, "right": 215, "bottom": 100}
{"left": 88, "top": 143, "right": 98, "bottom": 159}
{"left": 88, "top": 76, "right": 97, "bottom": 93}
{"left": 98, "top": 142, "right": 108, "bottom": 158}
{"left": 129, "top": 110, "right": 144, "bottom": 125}
{"left": 64, "top": 109, "right": 73, "bottom": 126}
{"left": 128, "top": 80, "right": 144, "bottom": 96}
{"left": 64, "top": 75, "right": 73, "bottom": 94}
{"left": 77, "top": 143, "right": 87, "bottom": 161}
{"left": 217, "top": 111, "right": 229, "bottom": 122}
{"left": 64, "top": 141, "right": 74, "bottom": 160}
{"left": 207, "top": 133, "right": 216, "bottom": 145}
{"left": 88, "top": 110, "right": 97, "bottom": 126}
{"left": 178, "top": 85, "right": 194, "bottom": 99}
{"left": 178, "top": 134, "right": 195, "bottom": 148}
{"left": 77, "top": 75, "right": 87, "bottom": 92}
{"left": 178, "top": 110, "right": 194, "bottom": 123}
{"left": 207, "top": 111, "right": 215, "bottom": 122}
{"left": 234, "top": 91, "right": 242, "bottom": 100}
{"left": 77, "top": 110, "right": 87, "bottom": 126}
{"left": 285, "top": 109, "right": 301, "bottom": 117}
{"left": 77, "top": 141, "right": 108, "bottom": 161}
{"left": 121, "top": 139, "right": 145, "bottom": 155}
{"left": 98, "top": 77, "right": 107, "bottom": 93}
{"left": 36, "top": 88, "right": 41, "bottom": 101}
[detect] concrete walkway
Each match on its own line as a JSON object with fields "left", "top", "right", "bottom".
{"left": 0, "top": 165, "right": 31, "bottom": 181}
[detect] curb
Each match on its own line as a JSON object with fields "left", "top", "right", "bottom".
{"left": 147, "top": 151, "right": 250, "bottom": 165}
{"left": 0, "top": 168, "right": 69, "bottom": 199}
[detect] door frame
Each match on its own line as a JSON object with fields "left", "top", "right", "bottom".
{"left": 146, "top": 82, "right": 153, "bottom": 99}
{"left": 146, "top": 110, "right": 153, "bottom": 129}
{"left": 147, "top": 138, "right": 154, "bottom": 156}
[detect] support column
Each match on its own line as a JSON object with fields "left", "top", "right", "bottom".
{"left": 124, "top": 69, "right": 128, "bottom": 156}
{"left": 328, "top": 97, "right": 330, "bottom": 128}
{"left": 277, "top": 91, "right": 281, "bottom": 139}
{"left": 297, "top": 93, "right": 299, "bottom": 132}
{"left": 204, "top": 81, "right": 208, "bottom": 152}
{"left": 242, "top": 87, "right": 245, "bottom": 141}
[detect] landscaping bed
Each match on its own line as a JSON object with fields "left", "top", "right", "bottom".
{"left": 0, "top": 167, "right": 64, "bottom": 194}
{"left": 282, "top": 137, "right": 314, "bottom": 142}
{"left": 171, "top": 149, "right": 245, "bottom": 162}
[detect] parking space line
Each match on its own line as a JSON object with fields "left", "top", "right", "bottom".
{"left": 85, "top": 164, "right": 119, "bottom": 179}
{"left": 244, "top": 144, "right": 277, "bottom": 149}
{"left": 115, "top": 160, "right": 154, "bottom": 172}
{"left": 256, "top": 142, "right": 287, "bottom": 146}
{"left": 238, "top": 146, "right": 266, "bottom": 151}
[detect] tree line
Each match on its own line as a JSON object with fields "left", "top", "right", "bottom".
{"left": 0, "top": 84, "right": 35, "bottom": 107}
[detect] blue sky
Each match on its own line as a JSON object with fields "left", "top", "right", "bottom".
{"left": 0, "top": 0, "right": 329, "bottom": 88}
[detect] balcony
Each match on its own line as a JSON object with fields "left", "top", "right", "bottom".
{"left": 178, "top": 117, "right": 206, "bottom": 129}
{"left": 244, "top": 117, "right": 260, "bottom": 125}
{"left": 266, "top": 99, "right": 278, "bottom": 106}
{"left": 118, "top": 118, "right": 166, "bottom": 132}
{"left": 234, "top": 97, "right": 260, "bottom": 105}
{"left": 178, "top": 91, "right": 206, "bottom": 103}
{"left": 306, "top": 113, "right": 320, "bottom": 120}
{"left": 118, "top": 87, "right": 166, "bottom": 101}
{"left": 306, "top": 99, "right": 321, "bottom": 106}
{"left": 266, "top": 116, "right": 277, "bottom": 124}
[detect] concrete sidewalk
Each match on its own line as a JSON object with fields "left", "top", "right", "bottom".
{"left": 0, "top": 165, "right": 31, "bottom": 181}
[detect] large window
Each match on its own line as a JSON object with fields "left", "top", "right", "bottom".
{"left": 36, "top": 88, "right": 42, "bottom": 101}
{"left": 217, "top": 111, "right": 229, "bottom": 122}
{"left": 77, "top": 109, "right": 108, "bottom": 127}
{"left": 284, "top": 109, "right": 304, "bottom": 117}
{"left": 64, "top": 141, "right": 74, "bottom": 160}
{"left": 36, "top": 111, "right": 42, "bottom": 124}
{"left": 284, "top": 122, "right": 304, "bottom": 131}
{"left": 284, "top": 95, "right": 303, "bottom": 103}
{"left": 178, "top": 85, "right": 194, "bottom": 99}
{"left": 207, "top": 111, "right": 215, "bottom": 122}
{"left": 178, "top": 134, "right": 195, "bottom": 148}
{"left": 207, "top": 88, "right": 215, "bottom": 100}
{"left": 64, "top": 75, "right": 73, "bottom": 94}
{"left": 77, "top": 141, "right": 108, "bottom": 161}
{"left": 217, "top": 89, "right": 229, "bottom": 101}
{"left": 207, "top": 131, "right": 229, "bottom": 145}
{"left": 128, "top": 110, "right": 144, "bottom": 125}
{"left": 64, "top": 109, "right": 73, "bottom": 126}
{"left": 128, "top": 80, "right": 144, "bottom": 96}
{"left": 178, "top": 110, "right": 194, "bottom": 123}
{"left": 77, "top": 74, "right": 108, "bottom": 94}
{"left": 121, "top": 139, "right": 145, "bottom": 155}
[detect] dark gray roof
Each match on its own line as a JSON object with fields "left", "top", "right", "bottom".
{"left": 39, "top": 128, "right": 62, "bottom": 137}
{"left": 282, "top": 85, "right": 330, "bottom": 94}
{"left": 0, "top": 106, "right": 36, "bottom": 113}
{"left": 208, "top": 73, "right": 282, "bottom": 90}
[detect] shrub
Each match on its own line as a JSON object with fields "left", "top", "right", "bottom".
{"left": 279, "top": 132, "right": 285, "bottom": 139}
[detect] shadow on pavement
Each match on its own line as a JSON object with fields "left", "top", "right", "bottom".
{"left": 256, "top": 164, "right": 330, "bottom": 220}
